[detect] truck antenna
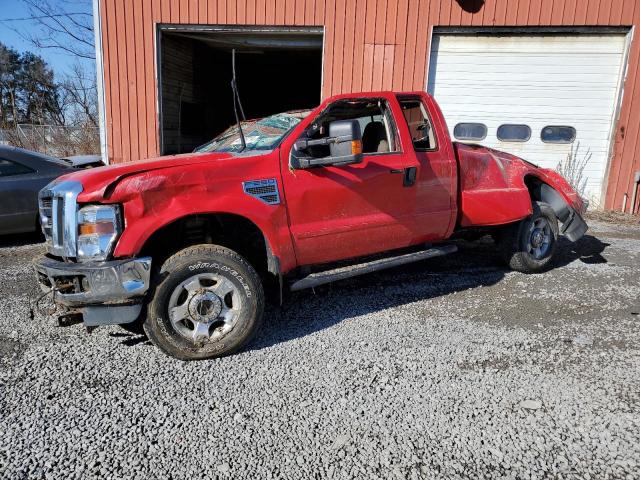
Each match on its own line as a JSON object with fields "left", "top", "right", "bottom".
{"left": 231, "top": 49, "right": 246, "bottom": 152}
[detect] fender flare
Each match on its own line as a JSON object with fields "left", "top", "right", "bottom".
{"left": 527, "top": 178, "right": 587, "bottom": 242}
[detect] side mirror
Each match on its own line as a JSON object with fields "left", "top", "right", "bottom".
{"left": 327, "top": 119, "right": 363, "bottom": 166}
{"left": 290, "top": 119, "right": 363, "bottom": 169}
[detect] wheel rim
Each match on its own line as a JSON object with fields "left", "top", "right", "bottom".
{"left": 167, "top": 273, "right": 242, "bottom": 343}
{"left": 527, "top": 217, "right": 553, "bottom": 259}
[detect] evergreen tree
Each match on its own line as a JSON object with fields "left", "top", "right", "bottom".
{"left": 0, "top": 41, "right": 62, "bottom": 128}
{"left": 0, "top": 43, "right": 22, "bottom": 128}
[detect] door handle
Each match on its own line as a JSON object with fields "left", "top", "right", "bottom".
{"left": 389, "top": 167, "right": 417, "bottom": 186}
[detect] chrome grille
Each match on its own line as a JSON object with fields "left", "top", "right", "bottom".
{"left": 38, "top": 181, "right": 83, "bottom": 258}
{"left": 39, "top": 197, "right": 53, "bottom": 239}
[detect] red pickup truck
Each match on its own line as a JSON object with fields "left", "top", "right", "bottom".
{"left": 34, "top": 91, "right": 587, "bottom": 360}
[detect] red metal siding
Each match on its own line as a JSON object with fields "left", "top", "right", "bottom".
{"left": 100, "top": 0, "right": 640, "bottom": 211}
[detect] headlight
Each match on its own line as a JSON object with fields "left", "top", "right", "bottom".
{"left": 77, "top": 205, "right": 122, "bottom": 261}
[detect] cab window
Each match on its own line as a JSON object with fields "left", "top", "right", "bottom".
{"left": 300, "top": 98, "right": 399, "bottom": 158}
{"left": 398, "top": 98, "right": 437, "bottom": 151}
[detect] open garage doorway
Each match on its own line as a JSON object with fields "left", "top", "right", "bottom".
{"left": 158, "top": 26, "right": 323, "bottom": 154}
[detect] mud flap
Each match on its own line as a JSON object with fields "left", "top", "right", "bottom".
{"left": 561, "top": 210, "right": 588, "bottom": 242}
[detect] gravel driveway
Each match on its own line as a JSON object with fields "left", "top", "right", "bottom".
{"left": 0, "top": 217, "right": 638, "bottom": 479}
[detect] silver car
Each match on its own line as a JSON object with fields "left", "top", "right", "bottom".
{"left": 0, "top": 146, "right": 75, "bottom": 235}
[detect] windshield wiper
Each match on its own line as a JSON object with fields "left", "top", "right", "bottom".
{"left": 231, "top": 49, "right": 246, "bottom": 152}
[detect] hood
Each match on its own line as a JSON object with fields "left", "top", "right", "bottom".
{"left": 55, "top": 151, "right": 240, "bottom": 201}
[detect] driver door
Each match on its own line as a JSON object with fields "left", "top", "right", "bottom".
{"left": 279, "top": 96, "right": 417, "bottom": 266}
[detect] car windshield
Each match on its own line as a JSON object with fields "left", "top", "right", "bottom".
{"left": 195, "top": 110, "right": 311, "bottom": 153}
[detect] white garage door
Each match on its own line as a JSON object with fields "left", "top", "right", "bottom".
{"left": 427, "top": 34, "right": 628, "bottom": 207}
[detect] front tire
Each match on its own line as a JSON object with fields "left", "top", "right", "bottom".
{"left": 144, "top": 244, "right": 264, "bottom": 360}
{"left": 499, "top": 201, "right": 559, "bottom": 273}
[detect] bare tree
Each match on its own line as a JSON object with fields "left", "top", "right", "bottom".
{"left": 16, "top": 0, "right": 95, "bottom": 60}
{"left": 61, "top": 63, "right": 98, "bottom": 128}
{"left": 1, "top": 1, "right": 101, "bottom": 156}
{"left": 556, "top": 142, "right": 590, "bottom": 198}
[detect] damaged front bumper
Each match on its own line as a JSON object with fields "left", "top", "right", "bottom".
{"left": 33, "top": 256, "right": 152, "bottom": 326}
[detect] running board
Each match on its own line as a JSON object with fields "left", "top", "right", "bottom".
{"left": 289, "top": 244, "right": 458, "bottom": 292}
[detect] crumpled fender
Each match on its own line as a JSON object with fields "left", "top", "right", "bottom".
{"left": 72, "top": 151, "right": 298, "bottom": 273}
{"left": 454, "top": 142, "right": 586, "bottom": 228}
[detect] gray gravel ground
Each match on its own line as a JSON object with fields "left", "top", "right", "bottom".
{"left": 0, "top": 218, "right": 639, "bottom": 479}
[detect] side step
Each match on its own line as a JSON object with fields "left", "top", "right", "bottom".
{"left": 289, "top": 244, "right": 458, "bottom": 292}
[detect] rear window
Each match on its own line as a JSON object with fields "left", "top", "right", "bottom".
{"left": 497, "top": 124, "right": 531, "bottom": 142}
{"left": 0, "top": 158, "right": 34, "bottom": 176}
{"left": 398, "top": 98, "right": 437, "bottom": 151}
{"left": 453, "top": 123, "right": 487, "bottom": 141}
{"left": 541, "top": 126, "right": 576, "bottom": 144}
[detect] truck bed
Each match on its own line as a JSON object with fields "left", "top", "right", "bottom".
{"left": 453, "top": 142, "right": 537, "bottom": 228}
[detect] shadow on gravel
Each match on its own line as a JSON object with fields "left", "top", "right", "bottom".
{"left": 247, "top": 234, "right": 611, "bottom": 352}
{"left": 554, "top": 234, "right": 610, "bottom": 266}
{"left": 39, "top": 234, "right": 609, "bottom": 353}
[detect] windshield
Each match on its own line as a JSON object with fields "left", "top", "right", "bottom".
{"left": 195, "top": 110, "right": 311, "bottom": 153}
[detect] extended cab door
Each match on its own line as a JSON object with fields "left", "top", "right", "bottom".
{"left": 279, "top": 95, "right": 418, "bottom": 266}
{"left": 395, "top": 94, "right": 457, "bottom": 242}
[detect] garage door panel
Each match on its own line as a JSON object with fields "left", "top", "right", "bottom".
{"left": 497, "top": 146, "right": 610, "bottom": 157}
{"left": 442, "top": 111, "right": 615, "bottom": 122}
{"left": 432, "top": 71, "right": 623, "bottom": 84}
{"left": 436, "top": 54, "right": 618, "bottom": 72}
{"left": 433, "top": 61, "right": 622, "bottom": 75}
{"left": 440, "top": 104, "right": 615, "bottom": 117}
{"left": 448, "top": 118, "right": 616, "bottom": 140}
{"left": 428, "top": 33, "right": 627, "bottom": 207}
{"left": 434, "top": 80, "right": 623, "bottom": 91}
{"left": 441, "top": 98, "right": 617, "bottom": 110}
{"left": 435, "top": 87, "right": 619, "bottom": 101}
{"left": 434, "top": 53, "right": 623, "bottom": 68}
{"left": 433, "top": 35, "right": 627, "bottom": 54}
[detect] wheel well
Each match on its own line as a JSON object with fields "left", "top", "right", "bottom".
{"left": 524, "top": 175, "right": 544, "bottom": 202}
{"left": 138, "top": 213, "right": 274, "bottom": 277}
{"left": 524, "top": 175, "right": 571, "bottom": 223}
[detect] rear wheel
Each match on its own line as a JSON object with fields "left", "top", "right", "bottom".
{"left": 499, "top": 201, "right": 559, "bottom": 273}
{"left": 144, "top": 244, "right": 264, "bottom": 360}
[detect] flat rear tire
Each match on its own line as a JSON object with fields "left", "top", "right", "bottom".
{"left": 499, "top": 201, "right": 559, "bottom": 273}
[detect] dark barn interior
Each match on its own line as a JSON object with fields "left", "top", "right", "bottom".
{"left": 159, "top": 28, "right": 323, "bottom": 154}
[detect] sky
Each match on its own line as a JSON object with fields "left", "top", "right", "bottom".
{"left": 0, "top": 0, "right": 96, "bottom": 77}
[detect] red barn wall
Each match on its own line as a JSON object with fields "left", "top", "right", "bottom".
{"left": 98, "top": 0, "right": 640, "bottom": 211}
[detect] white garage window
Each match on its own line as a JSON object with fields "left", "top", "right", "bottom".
{"left": 541, "top": 126, "right": 577, "bottom": 144}
{"left": 454, "top": 122, "right": 487, "bottom": 141}
{"left": 497, "top": 124, "right": 531, "bottom": 142}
